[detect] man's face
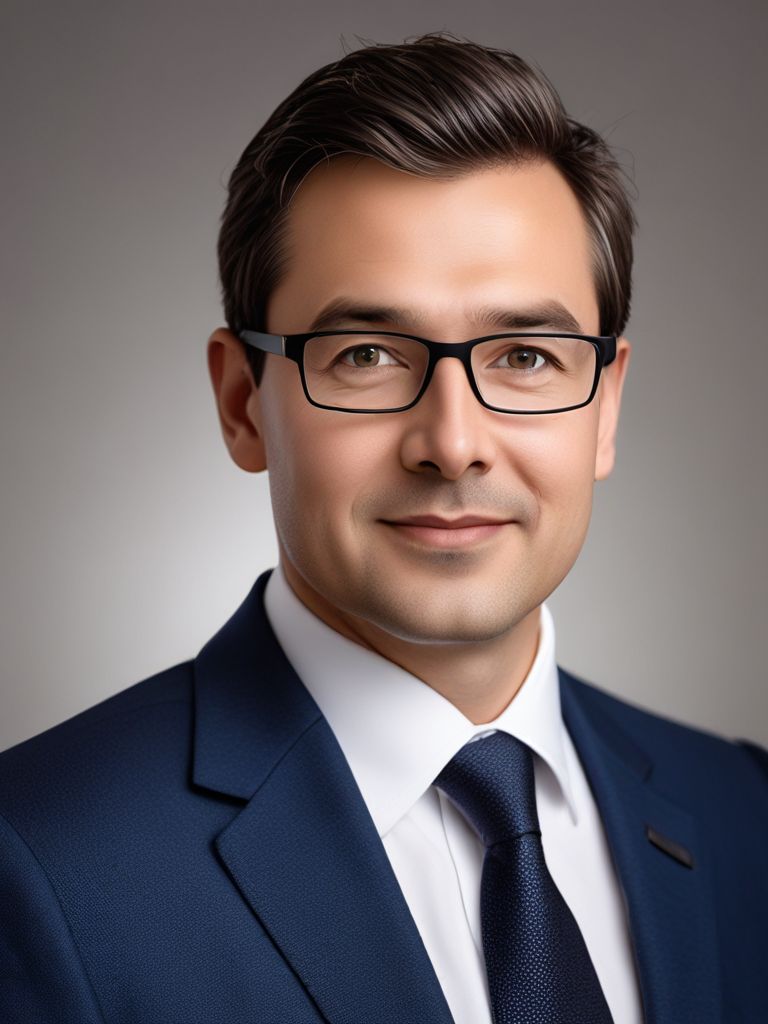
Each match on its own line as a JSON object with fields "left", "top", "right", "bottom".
{"left": 210, "top": 156, "right": 630, "bottom": 648}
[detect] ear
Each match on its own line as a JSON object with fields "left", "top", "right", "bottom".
{"left": 206, "top": 327, "right": 267, "bottom": 473}
{"left": 594, "top": 336, "right": 631, "bottom": 481}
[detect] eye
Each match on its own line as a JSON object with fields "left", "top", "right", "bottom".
{"left": 339, "top": 345, "right": 399, "bottom": 368}
{"left": 493, "top": 347, "right": 548, "bottom": 371}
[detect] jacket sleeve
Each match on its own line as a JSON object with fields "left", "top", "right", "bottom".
{"left": 0, "top": 811, "right": 105, "bottom": 1023}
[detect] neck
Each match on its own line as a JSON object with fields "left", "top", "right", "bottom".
{"left": 279, "top": 558, "right": 542, "bottom": 725}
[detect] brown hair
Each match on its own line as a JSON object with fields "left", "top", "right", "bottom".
{"left": 218, "top": 31, "right": 636, "bottom": 384}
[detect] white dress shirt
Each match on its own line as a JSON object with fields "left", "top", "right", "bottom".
{"left": 264, "top": 563, "right": 644, "bottom": 1024}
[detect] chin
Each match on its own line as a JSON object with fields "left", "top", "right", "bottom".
{"left": 352, "top": 578, "right": 533, "bottom": 646}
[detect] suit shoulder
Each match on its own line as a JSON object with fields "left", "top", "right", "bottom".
{"left": 0, "top": 661, "right": 194, "bottom": 823}
{"left": 559, "top": 665, "right": 767, "bottom": 781}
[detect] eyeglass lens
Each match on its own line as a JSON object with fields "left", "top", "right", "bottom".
{"left": 302, "top": 333, "right": 597, "bottom": 411}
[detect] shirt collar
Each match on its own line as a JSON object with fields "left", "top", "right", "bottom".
{"left": 263, "top": 563, "right": 579, "bottom": 835}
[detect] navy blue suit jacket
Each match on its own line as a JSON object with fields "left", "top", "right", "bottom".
{"left": 1, "top": 570, "right": 766, "bottom": 1023}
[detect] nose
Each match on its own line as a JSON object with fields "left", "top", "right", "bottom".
{"left": 398, "top": 355, "right": 497, "bottom": 480}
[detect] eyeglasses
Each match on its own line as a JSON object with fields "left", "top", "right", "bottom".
{"left": 239, "top": 329, "right": 617, "bottom": 414}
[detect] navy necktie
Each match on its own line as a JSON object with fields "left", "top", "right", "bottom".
{"left": 434, "top": 731, "right": 614, "bottom": 1024}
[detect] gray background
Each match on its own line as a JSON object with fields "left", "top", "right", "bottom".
{"left": 2, "top": 0, "right": 766, "bottom": 751}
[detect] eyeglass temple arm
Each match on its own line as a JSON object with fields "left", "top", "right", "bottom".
{"left": 602, "top": 335, "right": 617, "bottom": 366}
{"left": 240, "top": 330, "right": 286, "bottom": 356}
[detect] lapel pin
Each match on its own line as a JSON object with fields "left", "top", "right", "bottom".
{"left": 645, "top": 824, "right": 695, "bottom": 868}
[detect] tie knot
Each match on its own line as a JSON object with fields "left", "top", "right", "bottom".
{"left": 434, "top": 731, "right": 540, "bottom": 848}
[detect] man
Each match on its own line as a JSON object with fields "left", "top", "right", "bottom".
{"left": 0, "top": 31, "right": 766, "bottom": 1024}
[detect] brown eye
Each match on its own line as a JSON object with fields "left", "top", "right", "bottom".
{"left": 339, "top": 345, "right": 399, "bottom": 368}
{"left": 505, "top": 348, "right": 546, "bottom": 370}
{"left": 352, "top": 346, "right": 380, "bottom": 366}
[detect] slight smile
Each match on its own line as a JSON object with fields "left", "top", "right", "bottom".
{"left": 381, "top": 515, "right": 513, "bottom": 549}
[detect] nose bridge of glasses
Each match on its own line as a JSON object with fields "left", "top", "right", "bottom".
{"left": 421, "top": 340, "right": 482, "bottom": 405}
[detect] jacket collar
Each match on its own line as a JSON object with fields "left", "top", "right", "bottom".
{"left": 193, "top": 570, "right": 721, "bottom": 1024}
{"left": 560, "top": 671, "right": 722, "bottom": 1024}
{"left": 192, "top": 570, "right": 322, "bottom": 801}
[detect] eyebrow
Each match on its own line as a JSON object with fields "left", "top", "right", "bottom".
{"left": 307, "top": 297, "right": 584, "bottom": 335}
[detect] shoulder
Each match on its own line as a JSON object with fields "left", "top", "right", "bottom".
{"left": 558, "top": 664, "right": 768, "bottom": 794}
{"left": 0, "top": 661, "right": 195, "bottom": 833}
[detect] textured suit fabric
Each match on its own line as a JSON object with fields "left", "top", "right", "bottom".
{"left": 0, "top": 569, "right": 766, "bottom": 1023}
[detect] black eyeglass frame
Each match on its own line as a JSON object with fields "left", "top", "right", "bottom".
{"left": 239, "top": 328, "right": 617, "bottom": 415}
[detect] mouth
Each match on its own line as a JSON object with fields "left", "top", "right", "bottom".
{"left": 381, "top": 514, "right": 514, "bottom": 549}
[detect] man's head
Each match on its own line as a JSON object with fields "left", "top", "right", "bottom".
{"left": 208, "top": 33, "right": 634, "bottom": 658}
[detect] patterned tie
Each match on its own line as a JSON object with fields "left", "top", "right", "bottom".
{"left": 433, "top": 731, "right": 614, "bottom": 1024}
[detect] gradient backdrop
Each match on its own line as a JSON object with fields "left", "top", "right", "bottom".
{"left": 2, "top": 0, "right": 766, "bottom": 751}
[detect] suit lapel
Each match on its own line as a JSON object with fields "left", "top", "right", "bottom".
{"left": 560, "top": 670, "right": 723, "bottom": 1024}
{"left": 192, "top": 571, "right": 454, "bottom": 1024}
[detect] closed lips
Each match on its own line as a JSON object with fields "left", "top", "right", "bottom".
{"left": 386, "top": 515, "right": 511, "bottom": 528}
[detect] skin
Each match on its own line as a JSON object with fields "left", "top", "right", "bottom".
{"left": 207, "top": 155, "right": 631, "bottom": 724}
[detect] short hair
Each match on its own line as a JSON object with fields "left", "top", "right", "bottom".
{"left": 218, "top": 31, "right": 637, "bottom": 385}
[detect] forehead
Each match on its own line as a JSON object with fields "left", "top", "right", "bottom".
{"left": 267, "top": 155, "right": 599, "bottom": 334}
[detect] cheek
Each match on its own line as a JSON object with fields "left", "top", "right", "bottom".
{"left": 510, "top": 412, "right": 599, "bottom": 526}
{"left": 260, "top": 378, "right": 396, "bottom": 541}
